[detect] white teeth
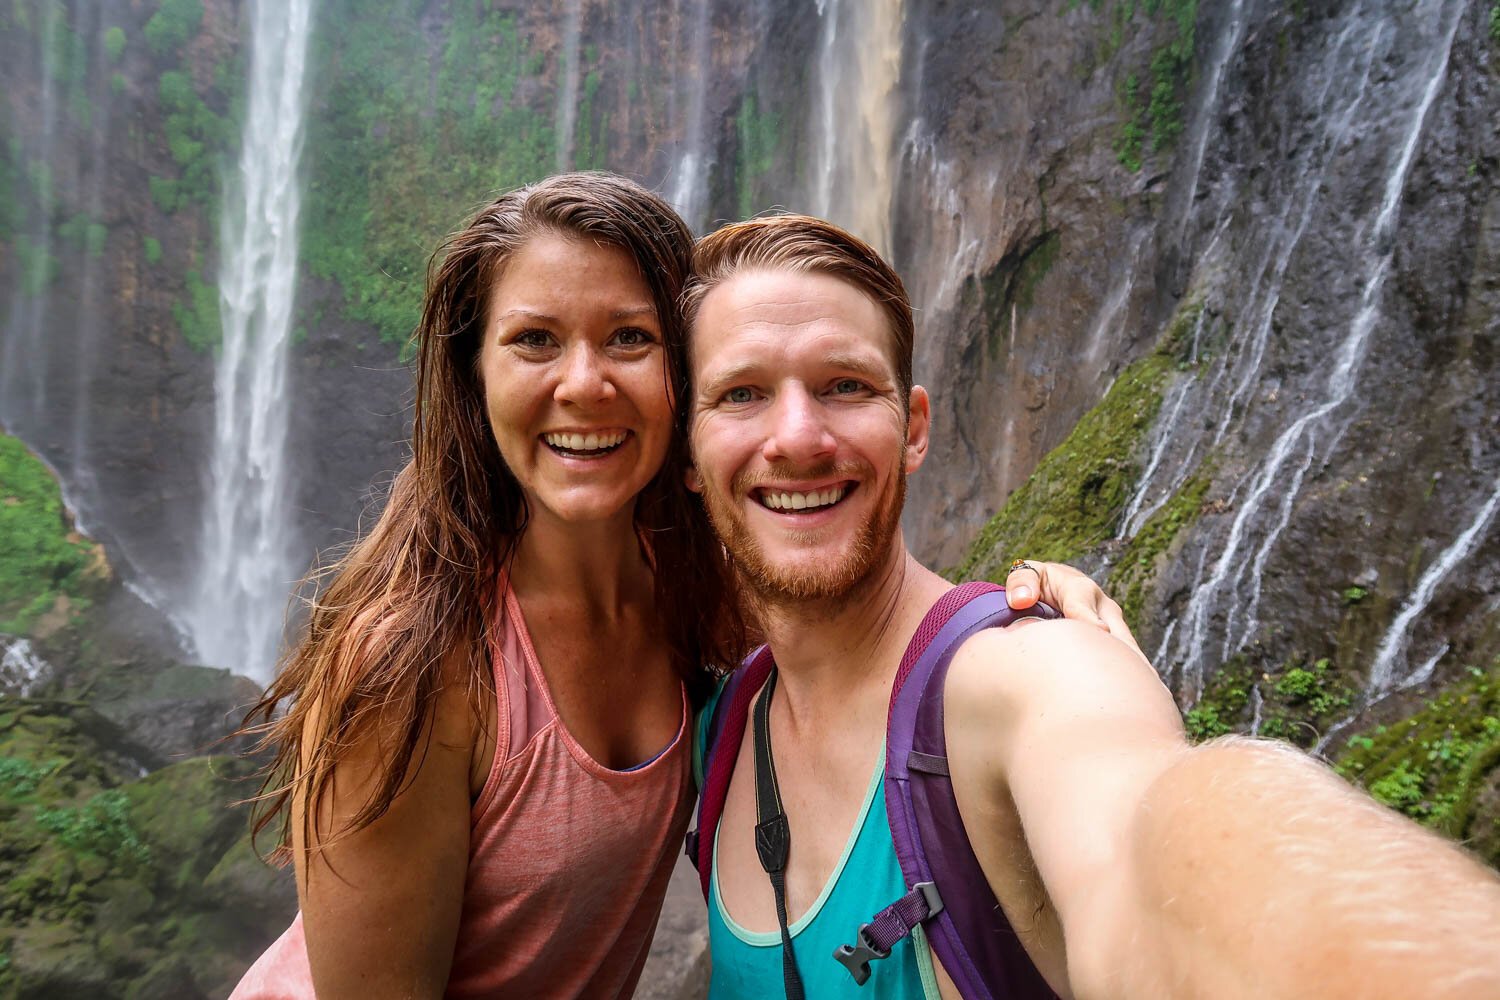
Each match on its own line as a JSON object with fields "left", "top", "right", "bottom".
{"left": 759, "top": 485, "right": 846, "bottom": 511}
{"left": 544, "top": 431, "right": 626, "bottom": 452}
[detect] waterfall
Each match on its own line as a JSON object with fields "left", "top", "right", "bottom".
{"left": 1368, "top": 473, "right": 1500, "bottom": 695}
{"left": 1, "top": 2, "right": 62, "bottom": 422}
{"left": 185, "top": 0, "right": 314, "bottom": 680}
{"left": 1156, "top": 0, "right": 1465, "bottom": 702}
{"left": 808, "top": 0, "right": 903, "bottom": 256}
{"left": 554, "top": 0, "right": 583, "bottom": 171}
{"left": 666, "top": 0, "right": 713, "bottom": 231}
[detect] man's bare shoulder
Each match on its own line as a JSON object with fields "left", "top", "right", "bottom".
{"left": 945, "top": 617, "right": 1184, "bottom": 750}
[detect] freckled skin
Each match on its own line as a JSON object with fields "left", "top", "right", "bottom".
{"left": 478, "top": 232, "right": 674, "bottom": 533}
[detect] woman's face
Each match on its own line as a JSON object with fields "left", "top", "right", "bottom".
{"left": 478, "top": 231, "right": 674, "bottom": 529}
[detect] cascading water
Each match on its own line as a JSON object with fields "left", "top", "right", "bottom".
{"left": 185, "top": 0, "right": 314, "bottom": 680}
{"left": 1, "top": 2, "right": 62, "bottom": 423}
{"left": 808, "top": 0, "right": 903, "bottom": 256}
{"left": 1368, "top": 472, "right": 1500, "bottom": 695}
{"left": 554, "top": 0, "right": 583, "bottom": 171}
{"left": 665, "top": 0, "right": 713, "bottom": 231}
{"left": 1103, "top": 0, "right": 1470, "bottom": 703}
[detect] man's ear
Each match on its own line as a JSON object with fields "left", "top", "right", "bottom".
{"left": 904, "top": 385, "right": 931, "bottom": 475}
{"left": 684, "top": 466, "right": 703, "bottom": 494}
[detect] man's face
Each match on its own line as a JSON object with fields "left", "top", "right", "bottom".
{"left": 687, "top": 268, "right": 929, "bottom": 607}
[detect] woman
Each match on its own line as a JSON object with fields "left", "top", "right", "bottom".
{"left": 232, "top": 172, "right": 1125, "bottom": 999}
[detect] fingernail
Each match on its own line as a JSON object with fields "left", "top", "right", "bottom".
{"left": 1011, "top": 586, "right": 1033, "bottom": 603}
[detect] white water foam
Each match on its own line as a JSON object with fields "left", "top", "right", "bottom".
{"left": 186, "top": 0, "right": 314, "bottom": 680}
{"left": 1368, "top": 473, "right": 1500, "bottom": 694}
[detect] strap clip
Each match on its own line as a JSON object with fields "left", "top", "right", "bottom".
{"left": 832, "top": 926, "right": 889, "bottom": 986}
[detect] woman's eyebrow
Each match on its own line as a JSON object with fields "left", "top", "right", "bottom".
{"left": 492, "top": 305, "right": 656, "bottom": 323}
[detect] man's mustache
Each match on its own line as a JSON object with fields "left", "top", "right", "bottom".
{"left": 731, "top": 460, "right": 869, "bottom": 495}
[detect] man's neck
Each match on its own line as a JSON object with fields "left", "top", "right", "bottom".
{"left": 756, "top": 532, "right": 952, "bottom": 728}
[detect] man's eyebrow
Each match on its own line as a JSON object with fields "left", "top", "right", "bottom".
{"left": 822, "top": 352, "right": 895, "bottom": 382}
{"left": 696, "top": 360, "right": 761, "bottom": 399}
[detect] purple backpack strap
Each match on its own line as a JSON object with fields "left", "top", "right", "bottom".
{"left": 687, "top": 645, "right": 776, "bottom": 900}
{"left": 858, "top": 582, "right": 1061, "bottom": 999}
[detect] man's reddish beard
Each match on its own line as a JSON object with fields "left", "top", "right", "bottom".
{"left": 695, "top": 454, "right": 906, "bottom": 609}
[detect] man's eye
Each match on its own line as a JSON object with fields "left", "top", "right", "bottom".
{"left": 834, "top": 379, "right": 864, "bottom": 394}
{"left": 725, "top": 387, "right": 755, "bottom": 404}
{"left": 613, "top": 327, "right": 656, "bottom": 348}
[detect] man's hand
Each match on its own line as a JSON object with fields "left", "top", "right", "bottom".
{"left": 1003, "top": 559, "right": 1142, "bottom": 656}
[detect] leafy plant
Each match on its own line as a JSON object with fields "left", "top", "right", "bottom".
{"left": 143, "top": 0, "right": 203, "bottom": 57}
{"left": 35, "top": 789, "right": 151, "bottom": 868}
{"left": 104, "top": 26, "right": 126, "bottom": 62}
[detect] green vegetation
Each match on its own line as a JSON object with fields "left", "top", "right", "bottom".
{"left": 143, "top": 0, "right": 203, "bottom": 58}
{"left": 104, "top": 26, "right": 126, "bottom": 63}
{"left": 1337, "top": 667, "right": 1500, "bottom": 866}
{"left": 1491, "top": 5, "right": 1500, "bottom": 43}
{"left": 1341, "top": 584, "right": 1369, "bottom": 605}
{"left": 1181, "top": 655, "right": 1355, "bottom": 748}
{"left": 12, "top": 234, "right": 58, "bottom": 297}
{"left": 0, "top": 435, "right": 105, "bottom": 636}
{"left": 0, "top": 701, "right": 290, "bottom": 996}
{"left": 1109, "top": 472, "right": 1210, "bottom": 629}
{"left": 57, "top": 212, "right": 107, "bottom": 258}
{"left": 1182, "top": 660, "right": 1251, "bottom": 741}
{"left": 143, "top": 235, "right": 163, "bottom": 264}
{"left": 156, "top": 69, "right": 231, "bottom": 212}
{"left": 953, "top": 299, "right": 1203, "bottom": 581}
{"left": 1080, "top": 0, "right": 1199, "bottom": 170}
{"left": 35, "top": 789, "right": 151, "bottom": 869}
{"left": 173, "top": 269, "right": 222, "bottom": 353}
{"left": 299, "top": 0, "right": 564, "bottom": 346}
{"left": 735, "top": 91, "right": 782, "bottom": 219}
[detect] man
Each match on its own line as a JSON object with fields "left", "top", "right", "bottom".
{"left": 682, "top": 214, "right": 1500, "bottom": 999}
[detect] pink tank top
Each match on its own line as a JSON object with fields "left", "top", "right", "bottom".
{"left": 231, "top": 583, "right": 694, "bottom": 999}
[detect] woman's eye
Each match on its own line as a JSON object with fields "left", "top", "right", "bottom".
{"left": 834, "top": 379, "right": 864, "bottom": 394}
{"left": 613, "top": 327, "right": 656, "bottom": 348}
{"left": 515, "top": 329, "right": 553, "bottom": 349}
{"left": 725, "top": 387, "right": 755, "bottom": 405}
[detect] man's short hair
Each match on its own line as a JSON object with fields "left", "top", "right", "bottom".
{"left": 682, "top": 214, "right": 915, "bottom": 401}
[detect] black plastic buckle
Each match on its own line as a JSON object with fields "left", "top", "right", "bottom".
{"left": 833, "top": 925, "right": 889, "bottom": 986}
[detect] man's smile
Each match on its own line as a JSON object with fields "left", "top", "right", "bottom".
{"left": 751, "top": 481, "right": 856, "bottom": 512}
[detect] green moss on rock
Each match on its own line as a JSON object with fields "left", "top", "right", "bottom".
{"left": 1110, "top": 472, "right": 1210, "bottom": 630}
{"left": 1336, "top": 667, "right": 1500, "bottom": 866}
{"left": 952, "top": 344, "right": 1183, "bottom": 581}
{"left": 0, "top": 435, "right": 108, "bottom": 636}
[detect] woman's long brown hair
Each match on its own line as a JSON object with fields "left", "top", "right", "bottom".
{"left": 242, "top": 172, "right": 746, "bottom": 860}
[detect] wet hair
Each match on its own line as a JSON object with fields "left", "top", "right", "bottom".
{"left": 243, "top": 172, "right": 744, "bottom": 858}
{"left": 681, "top": 213, "right": 915, "bottom": 401}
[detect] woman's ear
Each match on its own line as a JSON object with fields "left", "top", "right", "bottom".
{"left": 684, "top": 467, "right": 703, "bottom": 493}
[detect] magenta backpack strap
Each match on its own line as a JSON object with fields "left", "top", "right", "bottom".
{"left": 835, "top": 582, "right": 1061, "bottom": 998}
{"left": 688, "top": 645, "right": 776, "bottom": 900}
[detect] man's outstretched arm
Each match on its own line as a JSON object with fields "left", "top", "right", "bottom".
{"left": 946, "top": 620, "right": 1500, "bottom": 1000}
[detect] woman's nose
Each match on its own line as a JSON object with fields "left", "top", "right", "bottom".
{"left": 554, "top": 344, "right": 615, "bottom": 406}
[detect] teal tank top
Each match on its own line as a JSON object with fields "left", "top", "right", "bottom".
{"left": 695, "top": 687, "right": 941, "bottom": 999}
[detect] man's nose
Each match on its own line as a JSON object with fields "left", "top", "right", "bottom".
{"left": 554, "top": 344, "right": 615, "bottom": 406}
{"left": 763, "top": 385, "right": 836, "bottom": 463}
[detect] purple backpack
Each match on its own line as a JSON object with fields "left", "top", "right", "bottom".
{"left": 687, "top": 582, "right": 1062, "bottom": 999}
